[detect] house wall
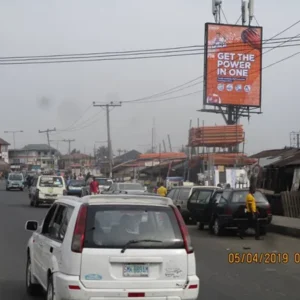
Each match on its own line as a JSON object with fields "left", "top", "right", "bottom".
{"left": 9, "top": 150, "right": 57, "bottom": 168}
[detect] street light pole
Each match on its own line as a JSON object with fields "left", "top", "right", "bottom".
{"left": 4, "top": 130, "right": 24, "bottom": 149}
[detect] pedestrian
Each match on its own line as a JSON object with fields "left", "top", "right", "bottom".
{"left": 157, "top": 182, "right": 168, "bottom": 197}
{"left": 238, "top": 186, "right": 261, "bottom": 240}
{"left": 78, "top": 173, "right": 84, "bottom": 180}
{"left": 90, "top": 176, "right": 99, "bottom": 195}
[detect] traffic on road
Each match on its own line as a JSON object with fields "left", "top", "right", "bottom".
{"left": 0, "top": 183, "right": 300, "bottom": 300}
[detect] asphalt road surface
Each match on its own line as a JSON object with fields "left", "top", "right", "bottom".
{"left": 0, "top": 184, "right": 299, "bottom": 300}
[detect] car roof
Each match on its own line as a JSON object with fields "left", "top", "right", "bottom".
{"left": 56, "top": 194, "right": 173, "bottom": 207}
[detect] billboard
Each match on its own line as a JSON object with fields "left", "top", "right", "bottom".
{"left": 203, "top": 23, "right": 262, "bottom": 107}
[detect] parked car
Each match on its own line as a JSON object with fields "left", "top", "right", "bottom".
{"left": 25, "top": 194, "right": 199, "bottom": 300}
{"left": 187, "top": 187, "right": 223, "bottom": 229}
{"left": 209, "top": 188, "right": 272, "bottom": 236}
{"left": 28, "top": 175, "right": 67, "bottom": 207}
{"left": 6, "top": 172, "right": 25, "bottom": 191}
{"left": 81, "top": 177, "right": 113, "bottom": 196}
{"left": 67, "top": 179, "right": 86, "bottom": 197}
{"left": 104, "top": 182, "right": 147, "bottom": 194}
{"left": 167, "top": 186, "right": 204, "bottom": 224}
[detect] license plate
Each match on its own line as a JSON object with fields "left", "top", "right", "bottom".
{"left": 123, "top": 264, "right": 149, "bottom": 277}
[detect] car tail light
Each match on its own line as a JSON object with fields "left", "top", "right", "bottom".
{"left": 188, "top": 284, "right": 198, "bottom": 289}
{"left": 171, "top": 206, "right": 194, "bottom": 254}
{"left": 267, "top": 204, "right": 271, "bottom": 215}
{"left": 128, "top": 292, "right": 145, "bottom": 297}
{"left": 69, "top": 285, "right": 80, "bottom": 290}
{"left": 71, "top": 204, "right": 88, "bottom": 253}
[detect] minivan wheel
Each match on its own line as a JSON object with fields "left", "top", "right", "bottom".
{"left": 26, "top": 256, "right": 41, "bottom": 296}
{"left": 47, "top": 274, "right": 55, "bottom": 300}
{"left": 213, "top": 218, "right": 223, "bottom": 236}
{"left": 198, "top": 223, "right": 204, "bottom": 230}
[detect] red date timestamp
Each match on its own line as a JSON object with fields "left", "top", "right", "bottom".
{"left": 228, "top": 252, "right": 300, "bottom": 264}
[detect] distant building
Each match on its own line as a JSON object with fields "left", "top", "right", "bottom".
{"left": 0, "top": 138, "right": 10, "bottom": 163}
{"left": 8, "top": 144, "right": 59, "bottom": 170}
{"left": 59, "top": 153, "right": 95, "bottom": 170}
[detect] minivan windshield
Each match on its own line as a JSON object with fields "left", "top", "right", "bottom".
{"left": 8, "top": 174, "right": 23, "bottom": 181}
{"left": 231, "top": 191, "right": 268, "bottom": 203}
{"left": 40, "top": 176, "right": 64, "bottom": 187}
{"left": 84, "top": 205, "right": 184, "bottom": 249}
{"left": 118, "top": 183, "right": 144, "bottom": 190}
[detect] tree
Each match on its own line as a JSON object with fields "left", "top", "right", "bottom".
{"left": 96, "top": 146, "right": 109, "bottom": 160}
{"left": 71, "top": 149, "right": 80, "bottom": 154}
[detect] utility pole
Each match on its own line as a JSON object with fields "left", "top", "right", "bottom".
{"left": 167, "top": 134, "right": 173, "bottom": 152}
{"left": 63, "top": 139, "right": 75, "bottom": 155}
{"left": 162, "top": 140, "right": 167, "bottom": 153}
{"left": 38, "top": 128, "right": 56, "bottom": 146}
{"left": 93, "top": 101, "right": 122, "bottom": 178}
{"left": 4, "top": 130, "right": 23, "bottom": 149}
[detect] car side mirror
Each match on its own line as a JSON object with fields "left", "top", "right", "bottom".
{"left": 25, "top": 220, "right": 38, "bottom": 231}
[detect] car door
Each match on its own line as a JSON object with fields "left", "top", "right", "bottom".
{"left": 41, "top": 204, "right": 74, "bottom": 286}
{"left": 172, "top": 189, "right": 179, "bottom": 206}
{"left": 177, "top": 188, "right": 190, "bottom": 211}
{"left": 215, "top": 191, "right": 231, "bottom": 218}
{"left": 33, "top": 203, "right": 58, "bottom": 286}
{"left": 203, "top": 190, "right": 222, "bottom": 223}
{"left": 187, "top": 189, "right": 200, "bottom": 218}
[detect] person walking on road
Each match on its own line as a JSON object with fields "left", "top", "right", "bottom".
{"left": 90, "top": 177, "right": 99, "bottom": 195}
{"left": 157, "top": 182, "right": 167, "bottom": 197}
{"left": 238, "top": 186, "right": 261, "bottom": 240}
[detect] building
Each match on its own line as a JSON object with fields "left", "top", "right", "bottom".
{"left": 8, "top": 144, "right": 60, "bottom": 170}
{"left": 59, "top": 153, "right": 95, "bottom": 170}
{"left": 0, "top": 138, "right": 10, "bottom": 163}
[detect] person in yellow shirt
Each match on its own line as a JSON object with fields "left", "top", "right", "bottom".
{"left": 157, "top": 182, "right": 167, "bottom": 197}
{"left": 243, "top": 186, "right": 261, "bottom": 240}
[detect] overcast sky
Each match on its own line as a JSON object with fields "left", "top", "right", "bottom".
{"left": 0, "top": 0, "right": 299, "bottom": 156}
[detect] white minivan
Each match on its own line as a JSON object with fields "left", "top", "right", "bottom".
{"left": 25, "top": 194, "right": 199, "bottom": 300}
{"left": 29, "top": 175, "right": 67, "bottom": 207}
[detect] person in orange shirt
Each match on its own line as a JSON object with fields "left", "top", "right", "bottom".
{"left": 239, "top": 186, "right": 261, "bottom": 240}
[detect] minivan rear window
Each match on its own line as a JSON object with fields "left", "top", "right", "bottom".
{"left": 231, "top": 191, "right": 268, "bottom": 203}
{"left": 84, "top": 205, "right": 184, "bottom": 249}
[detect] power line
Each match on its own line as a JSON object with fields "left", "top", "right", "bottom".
{"left": 0, "top": 38, "right": 299, "bottom": 66}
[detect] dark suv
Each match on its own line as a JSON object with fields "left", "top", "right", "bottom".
{"left": 187, "top": 187, "right": 223, "bottom": 229}
{"left": 209, "top": 189, "right": 272, "bottom": 236}
{"left": 167, "top": 186, "right": 199, "bottom": 224}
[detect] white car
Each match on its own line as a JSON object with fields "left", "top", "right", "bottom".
{"left": 29, "top": 175, "right": 67, "bottom": 207}
{"left": 25, "top": 194, "right": 199, "bottom": 300}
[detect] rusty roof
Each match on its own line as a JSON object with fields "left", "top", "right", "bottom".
{"left": 249, "top": 147, "right": 299, "bottom": 159}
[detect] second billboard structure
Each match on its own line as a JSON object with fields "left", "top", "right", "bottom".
{"left": 203, "top": 23, "right": 262, "bottom": 107}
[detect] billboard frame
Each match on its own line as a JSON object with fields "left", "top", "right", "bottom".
{"left": 203, "top": 22, "right": 263, "bottom": 108}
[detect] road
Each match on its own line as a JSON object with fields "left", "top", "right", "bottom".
{"left": 0, "top": 185, "right": 299, "bottom": 300}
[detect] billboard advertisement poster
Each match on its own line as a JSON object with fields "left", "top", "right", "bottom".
{"left": 204, "top": 23, "right": 262, "bottom": 107}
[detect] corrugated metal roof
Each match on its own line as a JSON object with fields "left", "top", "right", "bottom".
{"left": 250, "top": 148, "right": 298, "bottom": 159}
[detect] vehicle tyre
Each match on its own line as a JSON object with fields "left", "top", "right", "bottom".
{"left": 20, "top": 188, "right": 23, "bottom": 191}
{"left": 260, "top": 226, "right": 267, "bottom": 236}
{"left": 213, "top": 217, "right": 223, "bottom": 236}
{"left": 34, "top": 196, "right": 39, "bottom": 207}
{"left": 198, "top": 223, "right": 204, "bottom": 230}
{"left": 26, "top": 255, "right": 41, "bottom": 296}
{"left": 6, "top": 187, "right": 8, "bottom": 191}
{"left": 47, "top": 273, "right": 55, "bottom": 300}
{"left": 209, "top": 220, "right": 214, "bottom": 234}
